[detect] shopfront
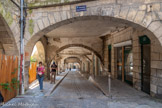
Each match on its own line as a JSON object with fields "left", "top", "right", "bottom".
{"left": 115, "top": 40, "right": 133, "bottom": 85}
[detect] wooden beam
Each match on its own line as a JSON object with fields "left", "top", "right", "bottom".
{"left": 84, "top": 55, "right": 92, "bottom": 62}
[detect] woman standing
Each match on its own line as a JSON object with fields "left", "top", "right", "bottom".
{"left": 37, "top": 62, "right": 45, "bottom": 92}
{"left": 50, "top": 62, "right": 57, "bottom": 84}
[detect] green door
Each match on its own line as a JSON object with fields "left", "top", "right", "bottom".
{"left": 139, "top": 35, "right": 151, "bottom": 94}
{"left": 108, "top": 45, "right": 112, "bottom": 72}
{"left": 141, "top": 44, "right": 151, "bottom": 94}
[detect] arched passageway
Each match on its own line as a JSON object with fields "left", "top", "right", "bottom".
{"left": 2, "top": 0, "right": 162, "bottom": 107}
{"left": 54, "top": 44, "right": 102, "bottom": 63}
{"left": 48, "top": 46, "right": 102, "bottom": 80}
{"left": 23, "top": 1, "right": 162, "bottom": 98}
{"left": 31, "top": 41, "right": 46, "bottom": 64}
{"left": 26, "top": 41, "right": 46, "bottom": 89}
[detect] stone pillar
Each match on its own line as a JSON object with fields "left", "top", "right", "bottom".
{"left": 82, "top": 62, "right": 84, "bottom": 72}
{"left": 111, "top": 43, "right": 117, "bottom": 79}
{"left": 67, "top": 63, "right": 69, "bottom": 70}
{"left": 56, "top": 61, "right": 58, "bottom": 75}
{"left": 95, "top": 56, "right": 98, "bottom": 76}
{"left": 83, "top": 62, "right": 85, "bottom": 72}
{"left": 73, "top": 63, "right": 74, "bottom": 69}
{"left": 88, "top": 61, "right": 91, "bottom": 73}
{"left": 24, "top": 61, "right": 30, "bottom": 90}
{"left": 80, "top": 61, "right": 82, "bottom": 72}
{"left": 132, "top": 33, "right": 141, "bottom": 90}
{"left": 64, "top": 63, "right": 67, "bottom": 71}
{"left": 47, "top": 61, "right": 51, "bottom": 80}
{"left": 66, "top": 63, "right": 68, "bottom": 70}
{"left": 90, "top": 54, "right": 94, "bottom": 75}
{"left": 58, "top": 61, "right": 61, "bottom": 74}
{"left": 62, "top": 63, "right": 64, "bottom": 72}
{"left": 85, "top": 61, "right": 89, "bottom": 73}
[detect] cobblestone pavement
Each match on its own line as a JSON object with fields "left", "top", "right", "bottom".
{"left": 20, "top": 72, "right": 68, "bottom": 98}
{"left": 1, "top": 71, "right": 162, "bottom": 108}
{"left": 89, "top": 75, "right": 162, "bottom": 108}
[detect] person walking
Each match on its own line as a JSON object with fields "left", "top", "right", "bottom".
{"left": 37, "top": 61, "right": 45, "bottom": 92}
{"left": 50, "top": 62, "right": 57, "bottom": 84}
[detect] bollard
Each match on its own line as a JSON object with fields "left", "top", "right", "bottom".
{"left": 108, "top": 73, "right": 111, "bottom": 96}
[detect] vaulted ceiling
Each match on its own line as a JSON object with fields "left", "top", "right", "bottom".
{"left": 46, "top": 19, "right": 126, "bottom": 38}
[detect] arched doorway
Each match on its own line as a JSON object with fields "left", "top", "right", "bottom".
{"left": 28, "top": 41, "right": 46, "bottom": 86}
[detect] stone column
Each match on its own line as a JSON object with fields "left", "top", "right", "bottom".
{"left": 80, "top": 61, "right": 82, "bottom": 72}
{"left": 47, "top": 61, "right": 51, "bottom": 80}
{"left": 82, "top": 62, "right": 84, "bottom": 72}
{"left": 90, "top": 54, "right": 94, "bottom": 75}
{"left": 111, "top": 42, "right": 117, "bottom": 79}
{"left": 73, "top": 63, "right": 74, "bottom": 69}
{"left": 58, "top": 61, "right": 61, "bottom": 74}
{"left": 64, "top": 63, "right": 67, "bottom": 71}
{"left": 85, "top": 61, "right": 89, "bottom": 73}
{"left": 24, "top": 61, "right": 30, "bottom": 90}
{"left": 95, "top": 56, "right": 98, "bottom": 76}
{"left": 56, "top": 61, "right": 58, "bottom": 75}
{"left": 88, "top": 61, "right": 91, "bottom": 73}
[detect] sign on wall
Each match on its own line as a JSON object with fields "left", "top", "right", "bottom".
{"left": 76, "top": 5, "right": 87, "bottom": 12}
{"left": 139, "top": 35, "right": 150, "bottom": 45}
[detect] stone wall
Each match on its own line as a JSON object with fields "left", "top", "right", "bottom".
{"left": 25, "top": 0, "right": 162, "bottom": 64}
{"left": 0, "top": 0, "right": 19, "bottom": 55}
{"left": 103, "top": 27, "right": 162, "bottom": 98}
{"left": 27, "top": 0, "right": 162, "bottom": 7}
{"left": 27, "top": 0, "right": 84, "bottom": 7}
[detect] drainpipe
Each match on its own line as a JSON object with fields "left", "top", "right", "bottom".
{"left": 19, "top": 0, "right": 25, "bottom": 95}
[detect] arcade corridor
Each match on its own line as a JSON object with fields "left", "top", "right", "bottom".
{"left": 1, "top": 0, "right": 162, "bottom": 108}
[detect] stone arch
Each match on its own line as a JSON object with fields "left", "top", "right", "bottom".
{"left": 31, "top": 41, "right": 46, "bottom": 64}
{"left": 24, "top": 39, "right": 47, "bottom": 89}
{"left": 59, "top": 55, "right": 82, "bottom": 62}
{"left": 64, "top": 57, "right": 81, "bottom": 64}
{"left": 24, "top": 1, "right": 162, "bottom": 91}
{"left": 0, "top": 0, "right": 21, "bottom": 55}
{"left": 55, "top": 44, "right": 101, "bottom": 61}
{"left": 63, "top": 56, "right": 81, "bottom": 70}
{"left": 0, "top": 14, "right": 18, "bottom": 55}
{"left": 26, "top": 1, "right": 162, "bottom": 53}
{"left": 63, "top": 56, "right": 82, "bottom": 70}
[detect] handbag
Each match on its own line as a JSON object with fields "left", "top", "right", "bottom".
{"left": 37, "top": 72, "right": 43, "bottom": 77}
